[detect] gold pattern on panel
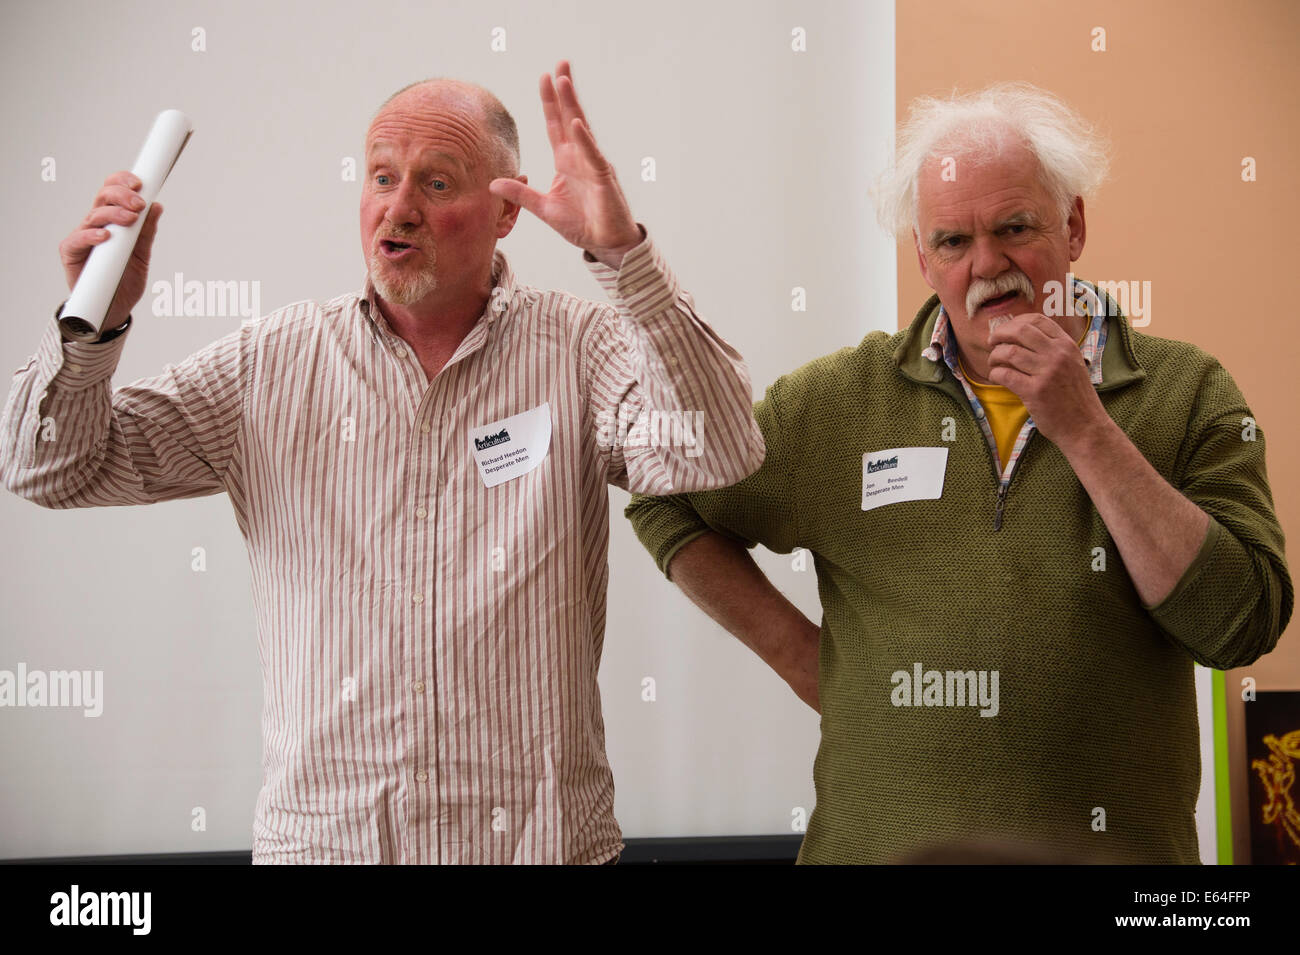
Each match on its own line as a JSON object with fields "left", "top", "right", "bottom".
{"left": 1251, "top": 729, "right": 1300, "bottom": 859}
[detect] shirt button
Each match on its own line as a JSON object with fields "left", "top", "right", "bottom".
{"left": 421, "top": 423, "right": 431, "bottom": 434}
{"left": 415, "top": 770, "right": 428, "bottom": 783}
{"left": 394, "top": 347, "right": 408, "bottom": 359}
{"left": 66, "top": 363, "right": 81, "bottom": 373}
{"left": 412, "top": 593, "right": 424, "bottom": 604}
{"left": 415, "top": 506, "right": 428, "bottom": 519}
{"left": 413, "top": 681, "right": 425, "bottom": 694}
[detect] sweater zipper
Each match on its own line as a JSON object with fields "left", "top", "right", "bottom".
{"left": 992, "top": 430, "right": 1035, "bottom": 532}
{"left": 994, "top": 485, "right": 1008, "bottom": 531}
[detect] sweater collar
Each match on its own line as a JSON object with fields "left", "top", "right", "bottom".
{"left": 894, "top": 280, "right": 1146, "bottom": 394}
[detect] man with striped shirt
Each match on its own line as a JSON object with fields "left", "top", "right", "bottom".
{"left": 0, "top": 62, "right": 764, "bottom": 863}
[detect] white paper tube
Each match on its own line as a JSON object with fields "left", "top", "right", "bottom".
{"left": 58, "top": 109, "right": 193, "bottom": 342}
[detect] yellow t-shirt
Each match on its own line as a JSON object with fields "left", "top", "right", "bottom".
{"left": 959, "top": 321, "right": 1089, "bottom": 473}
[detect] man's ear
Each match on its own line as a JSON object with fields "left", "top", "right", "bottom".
{"left": 497, "top": 174, "right": 527, "bottom": 238}
{"left": 1066, "top": 195, "right": 1086, "bottom": 262}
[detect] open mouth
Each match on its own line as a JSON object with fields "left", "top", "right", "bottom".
{"left": 979, "top": 290, "right": 1020, "bottom": 310}
{"left": 379, "top": 239, "right": 417, "bottom": 259}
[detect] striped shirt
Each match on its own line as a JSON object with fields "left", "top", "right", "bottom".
{"left": 0, "top": 233, "right": 764, "bottom": 864}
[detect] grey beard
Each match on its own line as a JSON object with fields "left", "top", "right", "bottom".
{"left": 369, "top": 246, "right": 437, "bottom": 306}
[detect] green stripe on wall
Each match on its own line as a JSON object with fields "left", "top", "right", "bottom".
{"left": 1212, "top": 668, "right": 1233, "bottom": 865}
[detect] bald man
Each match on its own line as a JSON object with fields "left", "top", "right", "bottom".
{"left": 0, "top": 63, "right": 763, "bottom": 864}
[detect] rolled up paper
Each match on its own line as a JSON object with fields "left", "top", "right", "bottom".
{"left": 58, "top": 109, "right": 193, "bottom": 342}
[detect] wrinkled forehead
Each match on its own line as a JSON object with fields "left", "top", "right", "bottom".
{"left": 916, "top": 142, "right": 1052, "bottom": 222}
{"left": 365, "top": 86, "right": 490, "bottom": 168}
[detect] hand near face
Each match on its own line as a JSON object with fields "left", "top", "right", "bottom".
{"left": 986, "top": 313, "right": 1109, "bottom": 451}
{"left": 489, "top": 61, "right": 643, "bottom": 269}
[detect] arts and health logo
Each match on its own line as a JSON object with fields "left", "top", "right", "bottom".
{"left": 866, "top": 455, "right": 899, "bottom": 474}
{"left": 474, "top": 428, "right": 511, "bottom": 451}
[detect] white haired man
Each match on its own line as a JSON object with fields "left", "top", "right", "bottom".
{"left": 1, "top": 63, "right": 764, "bottom": 864}
{"left": 625, "top": 83, "right": 1292, "bottom": 863}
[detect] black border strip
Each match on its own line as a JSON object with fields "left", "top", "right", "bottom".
{"left": 2, "top": 834, "right": 802, "bottom": 865}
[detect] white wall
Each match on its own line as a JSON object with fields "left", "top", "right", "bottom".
{"left": 1194, "top": 666, "right": 1217, "bottom": 863}
{"left": 0, "top": 0, "right": 896, "bottom": 857}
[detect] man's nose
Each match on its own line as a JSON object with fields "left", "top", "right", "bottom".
{"left": 384, "top": 180, "right": 423, "bottom": 228}
{"left": 970, "top": 234, "right": 1010, "bottom": 280}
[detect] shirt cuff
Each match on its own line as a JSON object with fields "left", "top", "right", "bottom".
{"left": 56, "top": 298, "right": 132, "bottom": 348}
{"left": 40, "top": 302, "right": 133, "bottom": 389}
{"left": 583, "top": 225, "right": 682, "bottom": 317}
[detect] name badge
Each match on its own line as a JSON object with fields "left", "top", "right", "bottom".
{"left": 469, "top": 402, "right": 552, "bottom": 488}
{"left": 861, "top": 446, "right": 948, "bottom": 511}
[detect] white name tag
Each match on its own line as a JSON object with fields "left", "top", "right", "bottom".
{"left": 861, "top": 446, "right": 948, "bottom": 511}
{"left": 469, "top": 402, "right": 552, "bottom": 488}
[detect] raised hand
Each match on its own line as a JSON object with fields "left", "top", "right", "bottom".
{"left": 489, "top": 61, "right": 642, "bottom": 269}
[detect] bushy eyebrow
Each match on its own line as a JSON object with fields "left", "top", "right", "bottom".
{"left": 992, "top": 211, "right": 1042, "bottom": 230}
{"left": 926, "top": 211, "right": 1044, "bottom": 249}
{"left": 926, "top": 228, "right": 960, "bottom": 249}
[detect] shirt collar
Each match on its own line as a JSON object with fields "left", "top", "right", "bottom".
{"left": 357, "top": 247, "right": 520, "bottom": 337}
{"left": 920, "top": 277, "right": 1108, "bottom": 386}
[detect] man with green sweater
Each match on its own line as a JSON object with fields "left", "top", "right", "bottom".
{"left": 624, "top": 84, "right": 1293, "bottom": 864}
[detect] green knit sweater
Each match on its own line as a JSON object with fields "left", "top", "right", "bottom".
{"left": 625, "top": 292, "right": 1293, "bottom": 864}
